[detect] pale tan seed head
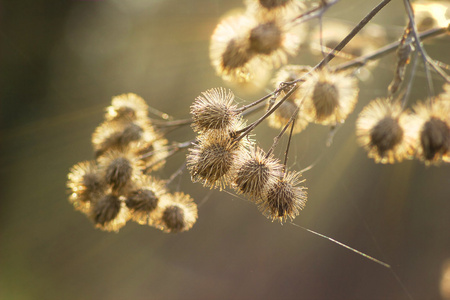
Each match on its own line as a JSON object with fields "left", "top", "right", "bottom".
{"left": 210, "top": 11, "right": 303, "bottom": 83}
{"left": 258, "top": 171, "right": 307, "bottom": 223}
{"left": 187, "top": 130, "right": 250, "bottom": 190}
{"left": 191, "top": 88, "right": 241, "bottom": 133}
{"left": 67, "top": 161, "right": 105, "bottom": 214}
{"left": 210, "top": 12, "right": 260, "bottom": 83}
{"left": 356, "top": 98, "right": 414, "bottom": 164}
{"left": 90, "top": 191, "right": 130, "bottom": 232}
{"left": 105, "top": 93, "right": 149, "bottom": 122}
{"left": 249, "top": 21, "right": 283, "bottom": 55}
{"left": 248, "top": 13, "right": 304, "bottom": 69}
{"left": 92, "top": 119, "right": 158, "bottom": 158}
{"left": 125, "top": 175, "right": 168, "bottom": 225}
{"left": 97, "top": 149, "right": 143, "bottom": 193}
{"left": 301, "top": 69, "right": 359, "bottom": 125}
{"left": 268, "top": 65, "right": 312, "bottom": 134}
{"left": 410, "top": 97, "right": 450, "bottom": 165}
{"left": 232, "top": 146, "right": 284, "bottom": 200}
{"left": 154, "top": 192, "right": 198, "bottom": 233}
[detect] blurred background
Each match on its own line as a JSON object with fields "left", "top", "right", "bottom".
{"left": 1, "top": 0, "right": 449, "bottom": 299}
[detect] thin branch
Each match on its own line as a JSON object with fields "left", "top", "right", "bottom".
{"left": 403, "top": 0, "right": 449, "bottom": 84}
{"left": 237, "top": 92, "right": 277, "bottom": 113}
{"left": 283, "top": 117, "right": 296, "bottom": 169}
{"left": 140, "top": 140, "right": 193, "bottom": 161}
{"left": 403, "top": 0, "right": 434, "bottom": 94}
{"left": 290, "top": 0, "right": 340, "bottom": 27}
{"left": 315, "top": 0, "right": 392, "bottom": 69}
{"left": 235, "top": 85, "right": 298, "bottom": 142}
{"left": 266, "top": 102, "right": 301, "bottom": 158}
{"left": 333, "top": 26, "right": 448, "bottom": 72}
{"left": 152, "top": 118, "right": 193, "bottom": 128}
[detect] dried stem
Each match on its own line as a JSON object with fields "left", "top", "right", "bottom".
{"left": 266, "top": 99, "right": 303, "bottom": 158}
{"left": 152, "top": 118, "right": 193, "bottom": 128}
{"left": 334, "top": 26, "right": 448, "bottom": 72}
{"left": 402, "top": 0, "right": 450, "bottom": 84}
{"left": 235, "top": 85, "right": 298, "bottom": 142}
{"left": 315, "top": 0, "right": 392, "bottom": 69}
{"left": 283, "top": 117, "right": 296, "bottom": 170}
{"left": 290, "top": 0, "right": 340, "bottom": 27}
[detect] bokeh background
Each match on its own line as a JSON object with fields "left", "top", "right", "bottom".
{"left": 1, "top": 0, "right": 450, "bottom": 299}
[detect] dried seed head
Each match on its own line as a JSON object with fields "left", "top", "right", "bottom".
{"left": 370, "top": 117, "right": 404, "bottom": 155}
{"left": 222, "top": 38, "right": 253, "bottom": 70}
{"left": 106, "top": 93, "right": 149, "bottom": 122}
{"left": 249, "top": 21, "right": 283, "bottom": 54}
{"left": 92, "top": 121, "right": 143, "bottom": 157}
{"left": 210, "top": 12, "right": 303, "bottom": 83}
{"left": 311, "top": 81, "right": 338, "bottom": 118}
{"left": 420, "top": 117, "right": 450, "bottom": 161}
{"left": 126, "top": 175, "right": 167, "bottom": 225}
{"left": 258, "top": 171, "right": 307, "bottom": 223}
{"left": 67, "top": 161, "right": 105, "bottom": 214}
{"left": 191, "top": 88, "right": 240, "bottom": 132}
{"left": 248, "top": 15, "right": 303, "bottom": 69}
{"left": 210, "top": 13, "right": 259, "bottom": 82}
{"left": 356, "top": 98, "right": 414, "bottom": 164}
{"left": 162, "top": 205, "right": 185, "bottom": 233}
{"left": 105, "top": 157, "right": 132, "bottom": 190}
{"left": 410, "top": 97, "right": 450, "bottom": 165}
{"left": 302, "top": 69, "right": 359, "bottom": 125}
{"left": 92, "top": 120, "right": 158, "bottom": 158}
{"left": 98, "top": 149, "right": 142, "bottom": 193}
{"left": 156, "top": 193, "right": 198, "bottom": 233}
{"left": 91, "top": 193, "right": 130, "bottom": 232}
{"left": 412, "top": 2, "right": 450, "bottom": 32}
{"left": 92, "top": 194, "right": 121, "bottom": 225}
{"left": 268, "top": 65, "right": 312, "bottom": 134}
{"left": 187, "top": 131, "right": 249, "bottom": 190}
{"left": 127, "top": 189, "right": 158, "bottom": 213}
{"left": 232, "top": 146, "right": 283, "bottom": 199}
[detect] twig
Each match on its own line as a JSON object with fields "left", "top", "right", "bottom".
{"left": 403, "top": 0, "right": 434, "bottom": 95}
{"left": 333, "top": 26, "right": 448, "bottom": 72}
{"left": 152, "top": 118, "right": 193, "bottom": 128}
{"left": 290, "top": 0, "right": 340, "bottom": 28}
{"left": 235, "top": 85, "right": 298, "bottom": 141}
{"left": 315, "top": 0, "right": 392, "bottom": 69}
{"left": 403, "top": 0, "right": 449, "bottom": 84}
{"left": 266, "top": 101, "right": 301, "bottom": 158}
{"left": 283, "top": 117, "right": 296, "bottom": 170}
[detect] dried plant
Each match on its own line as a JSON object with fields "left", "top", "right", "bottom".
{"left": 67, "top": 0, "right": 449, "bottom": 246}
